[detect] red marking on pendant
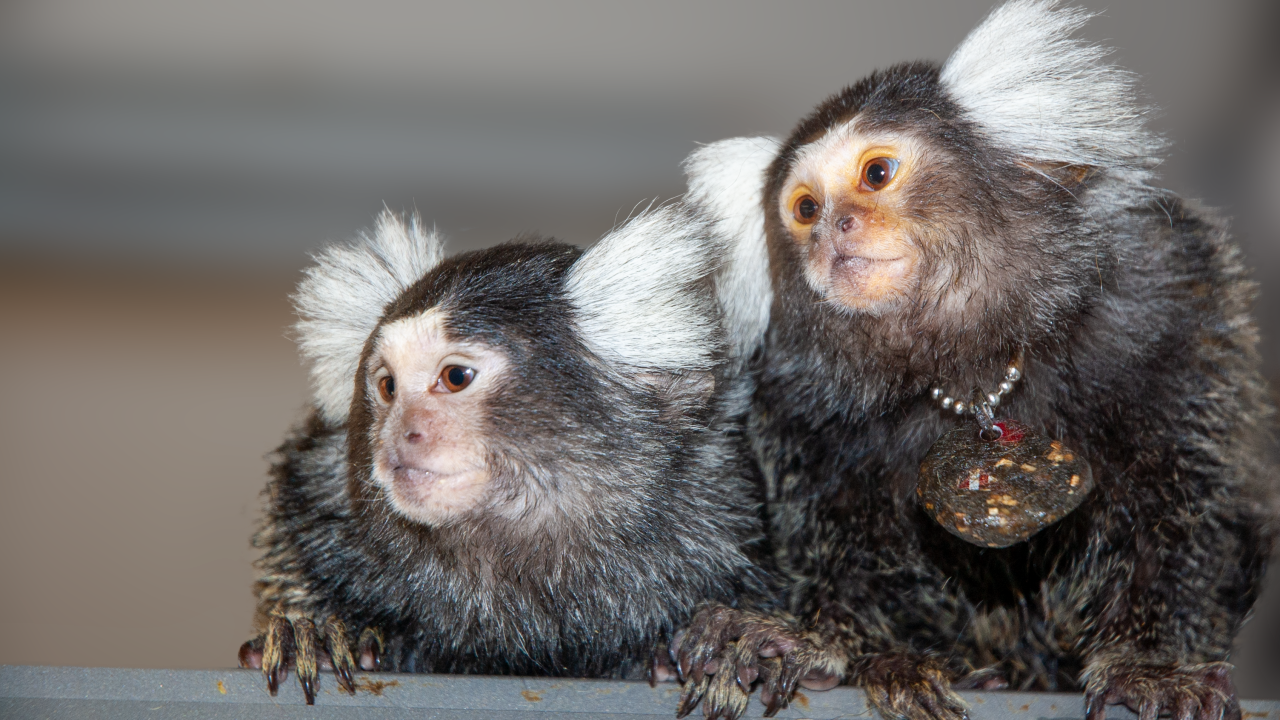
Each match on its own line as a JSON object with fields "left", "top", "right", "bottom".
{"left": 995, "top": 422, "right": 1024, "bottom": 443}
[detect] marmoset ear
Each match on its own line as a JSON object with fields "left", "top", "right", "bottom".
{"left": 940, "top": 0, "right": 1162, "bottom": 175}
{"left": 684, "top": 136, "right": 780, "bottom": 365}
{"left": 294, "top": 209, "right": 445, "bottom": 424}
{"left": 564, "top": 204, "right": 723, "bottom": 385}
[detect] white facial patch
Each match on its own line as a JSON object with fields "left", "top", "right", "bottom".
{"left": 366, "top": 310, "right": 507, "bottom": 527}
{"left": 786, "top": 121, "right": 925, "bottom": 207}
{"left": 783, "top": 123, "right": 929, "bottom": 315}
{"left": 372, "top": 310, "right": 450, "bottom": 398}
{"left": 788, "top": 120, "right": 863, "bottom": 202}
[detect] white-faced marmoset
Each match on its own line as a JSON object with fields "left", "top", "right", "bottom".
{"left": 672, "top": 3, "right": 1278, "bottom": 720}
{"left": 238, "top": 205, "right": 773, "bottom": 703}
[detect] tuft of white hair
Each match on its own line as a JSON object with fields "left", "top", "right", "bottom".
{"left": 294, "top": 209, "right": 445, "bottom": 424}
{"left": 566, "top": 204, "right": 721, "bottom": 375}
{"left": 940, "top": 0, "right": 1162, "bottom": 173}
{"left": 684, "top": 136, "right": 780, "bottom": 365}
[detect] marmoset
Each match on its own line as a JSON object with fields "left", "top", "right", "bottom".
{"left": 238, "top": 205, "right": 771, "bottom": 703}
{"left": 674, "top": 2, "right": 1277, "bottom": 720}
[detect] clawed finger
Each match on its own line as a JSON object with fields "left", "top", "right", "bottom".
{"left": 324, "top": 616, "right": 357, "bottom": 695}
{"left": 292, "top": 617, "right": 321, "bottom": 704}
{"left": 758, "top": 658, "right": 787, "bottom": 718}
{"left": 702, "top": 668, "right": 750, "bottom": 720}
{"left": 677, "top": 674, "right": 711, "bottom": 719}
{"left": 262, "top": 614, "right": 293, "bottom": 696}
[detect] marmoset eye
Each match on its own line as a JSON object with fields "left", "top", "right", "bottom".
{"left": 377, "top": 375, "right": 396, "bottom": 402}
{"left": 793, "top": 195, "right": 819, "bottom": 224}
{"left": 862, "top": 158, "right": 899, "bottom": 190}
{"left": 439, "top": 365, "right": 475, "bottom": 393}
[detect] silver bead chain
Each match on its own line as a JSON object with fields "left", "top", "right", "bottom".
{"left": 929, "top": 363, "right": 1022, "bottom": 416}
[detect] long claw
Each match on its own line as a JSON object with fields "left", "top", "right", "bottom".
{"left": 324, "top": 617, "right": 356, "bottom": 695}
{"left": 759, "top": 658, "right": 791, "bottom": 717}
{"left": 762, "top": 690, "right": 784, "bottom": 718}
{"left": 677, "top": 675, "right": 710, "bottom": 719}
{"left": 776, "top": 654, "right": 800, "bottom": 701}
{"left": 292, "top": 617, "right": 320, "bottom": 705}
{"left": 702, "top": 668, "right": 749, "bottom": 720}
{"left": 262, "top": 614, "right": 292, "bottom": 696}
{"left": 671, "top": 607, "right": 842, "bottom": 720}
{"left": 679, "top": 650, "right": 695, "bottom": 683}
{"left": 736, "top": 662, "right": 758, "bottom": 694}
{"left": 916, "top": 680, "right": 966, "bottom": 720}
{"left": 1086, "top": 693, "right": 1107, "bottom": 720}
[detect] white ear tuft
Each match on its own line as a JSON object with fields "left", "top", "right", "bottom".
{"left": 566, "top": 204, "right": 720, "bottom": 376}
{"left": 294, "top": 209, "right": 445, "bottom": 424}
{"left": 684, "top": 136, "right": 780, "bottom": 365}
{"left": 941, "top": 0, "right": 1162, "bottom": 172}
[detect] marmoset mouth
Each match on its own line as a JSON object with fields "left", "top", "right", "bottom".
{"left": 833, "top": 254, "right": 906, "bottom": 272}
{"left": 809, "top": 249, "right": 916, "bottom": 312}
{"left": 392, "top": 465, "right": 476, "bottom": 490}
{"left": 377, "top": 458, "right": 489, "bottom": 524}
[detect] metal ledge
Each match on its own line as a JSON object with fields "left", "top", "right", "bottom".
{"left": 1, "top": 666, "right": 1276, "bottom": 720}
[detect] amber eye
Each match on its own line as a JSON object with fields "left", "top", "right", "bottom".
{"left": 862, "top": 157, "right": 899, "bottom": 190}
{"left": 792, "top": 195, "right": 819, "bottom": 224}
{"left": 377, "top": 375, "right": 396, "bottom": 403}
{"left": 438, "top": 365, "right": 475, "bottom": 393}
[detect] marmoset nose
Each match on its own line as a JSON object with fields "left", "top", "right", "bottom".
{"left": 397, "top": 407, "right": 434, "bottom": 450}
{"left": 395, "top": 424, "right": 434, "bottom": 466}
{"left": 837, "top": 216, "right": 857, "bottom": 233}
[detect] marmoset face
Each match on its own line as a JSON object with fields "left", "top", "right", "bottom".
{"left": 777, "top": 124, "right": 935, "bottom": 316}
{"left": 364, "top": 309, "right": 508, "bottom": 526}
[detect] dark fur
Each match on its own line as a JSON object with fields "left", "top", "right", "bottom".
{"left": 251, "top": 239, "right": 769, "bottom": 682}
{"left": 736, "top": 60, "right": 1275, "bottom": 711}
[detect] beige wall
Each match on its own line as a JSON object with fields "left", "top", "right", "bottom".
{"left": 0, "top": 264, "right": 306, "bottom": 669}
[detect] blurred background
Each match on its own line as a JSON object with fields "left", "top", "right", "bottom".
{"left": 1, "top": 0, "right": 1277, "bottom": 697}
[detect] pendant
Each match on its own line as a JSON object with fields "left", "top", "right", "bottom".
{"left": 917, "top": 420, "right": 1093, "bottom": 548}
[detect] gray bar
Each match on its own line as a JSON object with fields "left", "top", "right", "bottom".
{"left": 2, "top": 666, "right": 1276, "bottom": 719}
